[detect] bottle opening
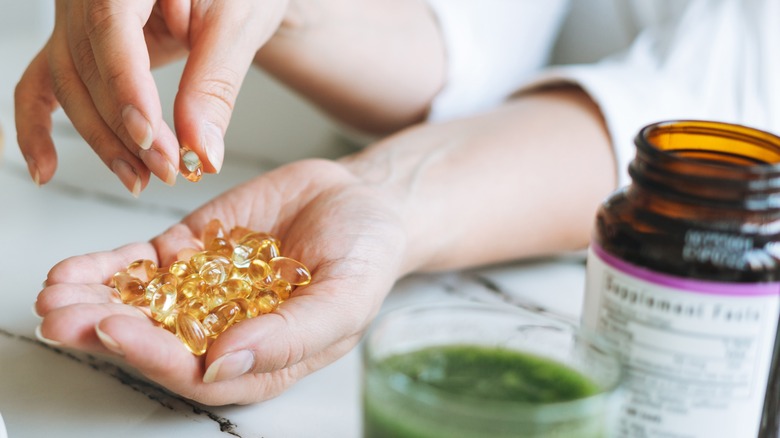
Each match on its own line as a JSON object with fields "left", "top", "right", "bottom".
{"left": 639, "top": 120, "right": 780, "bottom": 168}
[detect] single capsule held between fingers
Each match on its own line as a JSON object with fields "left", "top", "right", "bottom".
{"left": 175, "top": 312, "right": 208, "bottom": 356}
{"left": 180, "top": 147, "right": 203, "bottom": 182}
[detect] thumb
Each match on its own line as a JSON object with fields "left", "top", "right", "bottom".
{"left": 173, "top": 1, "right": 286, "bottom": 174}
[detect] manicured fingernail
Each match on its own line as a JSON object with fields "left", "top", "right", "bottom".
{"left": 122, "top": 105, "right": 153, "bottom": 150}
{"left": 95, "top": 325, "right": 124, "bottom": 356}
{"left": 35, "top": 325, "right": 62, "bottom": 347}
{"left": 139, "top": 148, "right": 177, "bottom": 186}
{"left": 203, "top": 350, "right": 255, "bottom": 383}
{"left": 25, "top": 156, "right": 40, "bottom": 186}
{"left": 203, "top": 122, "right": 224, "bottom": 173}
{"left": 111, "top": 158, "right": 142, "bottom": 198}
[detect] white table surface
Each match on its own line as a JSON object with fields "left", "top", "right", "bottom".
{"left": 0, "top": 33, "right": 588, "bottom": 438}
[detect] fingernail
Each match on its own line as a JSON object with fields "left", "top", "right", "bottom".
{"left": 25, "top": 156, "right": 40, "bottom": 186}
{"left": 203, "top": 122, "right": 224, "bottom": 173}
{"left": 35, "top": 325, "right": 62, "bottom": 347}
{"left": 122, "top": 105, "right": 153, "bottom": 150}
{"left": 95, "top": 325, "right": 124, "bottom": 356}
{"left": 111, "top": 158, "right": 142, "bottom": 198}
{"left": 203, "top": 350, "right": 255, "bottom": 383}
{"left": 139, "top": 148, "right": 177, "bottom": 186}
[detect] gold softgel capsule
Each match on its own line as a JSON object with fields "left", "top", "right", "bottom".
{"left": 112, "top": 219, "right": 312, "bottom": 355}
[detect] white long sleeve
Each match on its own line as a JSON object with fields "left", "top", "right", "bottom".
{"left": 523, "top": 0, "right": 780, "bottom": 185}
{"left": 424, "top": 0, "right": 570, "bottom": 122}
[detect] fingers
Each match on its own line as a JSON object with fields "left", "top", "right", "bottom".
{"left": 201, "top": 274, "right": 379, "bottom": 382}
{"left": 175, "top": 1, "right": 285, "bottom": 174}
{"left": 37, "top": 302, "right": 149, "bottom": 352}
{"left": 66, "top": 0, "right": 179, "bottom": 187}
{"left": 15, "top": 47, "right": 59, "bottom": 186}
{"left": 46, "top": 242, "right": 160, "bottom": 286}
{"left": 47, "top": 16, "right": 152, "bottom": 195}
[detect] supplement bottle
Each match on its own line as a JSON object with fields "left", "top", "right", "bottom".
{"left": 584, "top": 120, "right": 780, "bottom": 438}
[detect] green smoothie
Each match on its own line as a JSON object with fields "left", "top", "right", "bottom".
{"left": 363, "top": 344, "right": 609, "bottom": 438}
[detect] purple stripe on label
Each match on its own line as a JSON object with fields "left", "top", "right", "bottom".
{"left": 591, "top": 243, "right": 780, "bottom": 296}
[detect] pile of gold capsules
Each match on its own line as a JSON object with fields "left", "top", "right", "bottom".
{"left": 111, "top": 219, "right": 312, "bottom": 356}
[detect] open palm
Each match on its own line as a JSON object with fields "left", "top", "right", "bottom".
{"left": 36, "top": 159, "right": 407, "bottom": 405}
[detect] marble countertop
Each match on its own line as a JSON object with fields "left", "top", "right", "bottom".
{"left": 0, "top": 35, "right": 588, "bottom": 438}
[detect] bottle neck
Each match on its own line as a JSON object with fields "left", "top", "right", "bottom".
{"left": 628, "top": 121, "right": 780, "bottom": 210}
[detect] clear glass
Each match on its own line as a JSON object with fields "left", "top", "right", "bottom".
{"left": 362, "top": 303, "right": 624, "bottom": 438}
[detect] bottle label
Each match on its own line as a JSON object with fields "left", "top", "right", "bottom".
{"left": 584, "top": 244, "right": 779, "bottom": 438}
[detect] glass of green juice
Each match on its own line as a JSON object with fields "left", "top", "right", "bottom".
{"left": 362, "top": 302, "right": 623, "bottom": 438}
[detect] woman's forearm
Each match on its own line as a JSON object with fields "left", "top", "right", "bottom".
{"left": 256, "top": 0, "right": 446, "bottom": 136}
{"left": 341, "top": 86, "right": 617, "bottom": 274}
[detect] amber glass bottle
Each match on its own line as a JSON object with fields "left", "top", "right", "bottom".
{"left": 584, "top": 121, "right": 780, "bottom": 438}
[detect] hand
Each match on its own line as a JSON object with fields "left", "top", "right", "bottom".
{"left": 34, "top": 159, "right": 406, "bottom": 405}
{"left": 15, "top": 0, "right": 288, "bottom": 195}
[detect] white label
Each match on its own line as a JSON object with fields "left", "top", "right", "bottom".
{"left": 584, "top": 246, "right": 779, "bottom": 438}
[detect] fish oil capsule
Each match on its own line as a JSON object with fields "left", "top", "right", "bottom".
{"left": 175, "top": 312, "right": 208, "bottom": 356}
{"left": 202, "top": 218, "right": 228, "bottom": 246}
{"left": 180, "top": 147, "right": 203, "bottom": 182}
{"left": 229, "top": 226, "right": 255, "bottom": 243}
{"left": 219, "top": 278, "right": 252, "bottom": 301}
{"left": 202, "top": 301, "right": 241, "bottom": 336}
{"left": 189, "top": 251, "right": 218, "bottom": 270}
{"left": 207, "top": 237, "right": 233, "bottom": 257}
{"left": 247, "top": 259, "right": 273, "bottom": 288}
{"left": 255, "top": 239, "right": 281, "bottom": 262}
{"left": 126, "top": 259, "right": 157, "bottom": 283}
{"left": 231, "top": 244, "right": 255, "bottom": 269}
{"left": 161, "top": 312, "right": 178, "bottom": 333}
{"left": 178, "top": 274, "right": 207, "bottom": 300}
{"left": 269, "top": 256, "right": 312, "bottom": 286}
{"left": 199, "top": 259, "right": 229, "bottom": 286}
{"left": 168, "top": 261, "right": 192, "bottom": 280}
{"left": 270, "top": 279, "right": 293, "bottom": 301}
{"left": 205, "top": 285, "right": 227, "bottom": 310}
{"left": 113, "top": 272, "right": 147, "bottom": 305}
{"left": 233, "top": 298, "right": 260, "bottom": 319}
{"left": 150, "top": 283, "right": 178, "bottom": 322}
{"left": 252, "top": 289, "right": 280, "bottom": 314}
{"left": 145, "top": 272, "right": 178, "bottom": 301}
{"left": 183, "top": 296, "right": 210, "bottom": 320}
